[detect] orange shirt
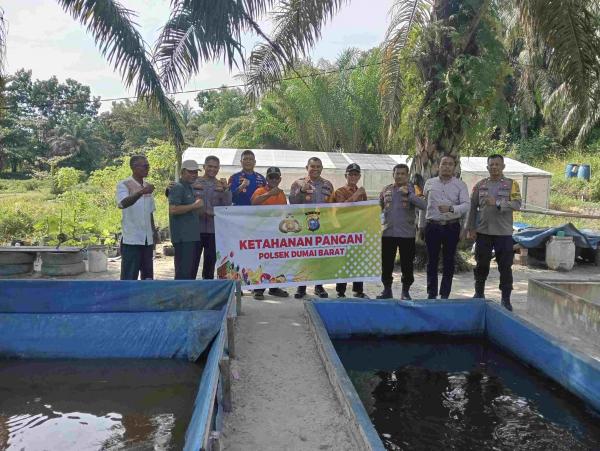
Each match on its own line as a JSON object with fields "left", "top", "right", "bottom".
{"left": 251, "top": 186, "right": 288, "bottom": 205}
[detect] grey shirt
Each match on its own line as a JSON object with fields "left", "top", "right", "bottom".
{"left": 289, "top": 177, "right": 334, "bottom": 204}
{"left": 380, "top": 183, "right": 426, "bottom": 238}
{"left": 168, "top": 181, "right": 200, "bottom": 243}
{"left": 419, "top": 176, "right": 470, "bottom": 227}
{"left": 466, "top": 177, "right": 522, "bottom": 236}
{"left": 193, "top": 177, "right": 233, "bottom": 234}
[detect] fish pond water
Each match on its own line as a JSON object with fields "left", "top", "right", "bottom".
{"left": 0, "top": 358, "right": 204, "bottom": 450}
{"left": 333, "top": 335, "right": 600, "bottom": 450}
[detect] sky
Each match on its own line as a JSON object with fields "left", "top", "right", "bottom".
{"left": 3, "top": 0, "right": 394, "bottom": 111}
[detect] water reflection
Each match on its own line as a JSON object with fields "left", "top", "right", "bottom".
{"left": 0, "top": 359, "right": 203, "bottom": 450}
{"left": 335, "top": 336, "right": 600, "bottom": 450}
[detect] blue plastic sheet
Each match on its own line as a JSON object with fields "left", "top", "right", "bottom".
{"left": 0, "top": 280, "right": 235, "bottom": 361}
{"left": 512, "top": 223, "right": 600, "bottom": 249}
{"left": 0, "top": 280, "right": 233, "bottom": 312}
{"left": 314, "top": 300, "right": 486, "bottom": 337}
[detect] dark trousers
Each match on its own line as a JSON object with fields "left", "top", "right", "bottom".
{"left": 381, "top": 236, "right": 416, "bottom": 289}
{"left": 120, "top": 242, "right": 154, "bottom": 280}
{"left": 200, "top": 233, "right": 217, "bottom": 280}
{"left": 425, "top": 222, "right": 460, "bottom": 298}
{"left": 336, "top": 281, "right": 364, "bottom": 295}
{"left": 474, "top": 233, "right": 514, "bottom": 298}
{"left": 174, "top": 241, "right": 201, "bottom": 280}
{"left": 296, "top": 285, "right": 324, "bottom": 293}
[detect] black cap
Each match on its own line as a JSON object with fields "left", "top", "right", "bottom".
{"left": 345, "top": 163, "right": 361, "bottom": 173}
{"left": 266, "top": 167, "right": 281, "bottom": 177}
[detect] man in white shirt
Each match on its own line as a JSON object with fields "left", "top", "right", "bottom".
{"left": 418, "top": 155, "right": 470, "bottom": 299}
{"left": 116, "top": 155, "right": 157, "bottom": 280}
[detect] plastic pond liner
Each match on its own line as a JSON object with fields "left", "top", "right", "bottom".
{"left": 305, "top": 299, "right": 600, "bottom": 450}
{"left": 0, "top": 280, "right": 237, "bottom": 451}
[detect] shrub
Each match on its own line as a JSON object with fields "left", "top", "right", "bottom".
{"left": 51, "top": 167, "right": 83, "bottom": 194}
{"left": 511, "top": 135, "right": 564, "bottom": 165}
{"left": 0, "top": 209, "right": 35, "bottom": 243}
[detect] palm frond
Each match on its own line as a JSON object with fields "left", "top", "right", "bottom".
{"left": 519, "top": 0, "right": 600, "bottom": 113}
{"left": 57, "top": 0, "right": 184, "bottom": 152}
{"left": 244, "top": 0, "right": 348, "bottom": 102}
{"left": 379, "top": 0, "right": 433, "bottom": 143}
{"left": 154, "top": 1, "right": 266, "bottom": 92}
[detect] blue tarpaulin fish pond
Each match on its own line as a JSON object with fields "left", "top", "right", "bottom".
{"left": 0, "top": 279, "right": 237, "bottom": 450}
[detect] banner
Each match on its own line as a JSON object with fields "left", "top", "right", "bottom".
{"left": 214, "top": 201, "right": 381, "bottom": 289}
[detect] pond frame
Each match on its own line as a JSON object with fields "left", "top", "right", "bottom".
{"left": 305, "top": 299, "right": 600, "bottom": 451}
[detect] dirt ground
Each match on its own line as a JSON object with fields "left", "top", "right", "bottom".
{"left": 6, "top": 250, "right": 600, "bottom": 450}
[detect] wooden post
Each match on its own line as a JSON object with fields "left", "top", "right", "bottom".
{"left": 235, "top": 280, "right": 242, "bottom": 315}
{"left": 227, "top": 316, "right": 236, "bottom": 359}
{"left": 219, "top": 356, "right": 232, "bottom": 412}
{"left": 208, "top": 431, "right": 221, "bottom": 451}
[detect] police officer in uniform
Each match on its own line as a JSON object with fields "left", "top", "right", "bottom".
{"left": 466, "top": 154, "right": 522, "bottom": 311}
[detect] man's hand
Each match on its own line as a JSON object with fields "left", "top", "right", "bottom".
{"left": 300, "top": 181, "right": 314, "bottom": 194}
{"left": 191, "top": 198, "right": 203, "bottom": 210}
{"left": 140, "top": 183, "right": 154, "bottom": 195}
{"left": 215, "top": 178, "right": 228, "bottom": 192}
{"left": 484, "top": 195, "right": 496, "bottom": 206}
{"left": 356, "top": 186, "right": 366, "bottom": 197}
{"left": 399, "top": 185, "right": 409, "bottom": 194}
{"left": 438, "top": 204, "right": 451, "bottom": 213}
{"left": 467, "top": 229, "right": 477, "bottom": 240}
{"left": 238, "top": 177, "right": 250, "bottom": 191}
{"left": 269, "top": 187, "right": 283, "bottom": 197}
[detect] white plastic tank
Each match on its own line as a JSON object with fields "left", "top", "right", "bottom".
{"left": 545, "top": 236, "right": 575, "bottom": 271}
{"left": 88, "top": 246, "right": 108, "bottom": 272}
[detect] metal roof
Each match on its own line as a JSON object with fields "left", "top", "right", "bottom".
{"left": 182, "top": 148, "right": 551, "bottom": 176}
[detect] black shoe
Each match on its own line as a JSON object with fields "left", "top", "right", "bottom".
{"left": 473, "top": 292, "right": 485, "bottom": 299}
{"left": 376, "top": 288, "right": 393, "bottom": 299}
{"left": 401, "top": 291, "right": 412, "bottom": 300}
{"left": 501, "top": 298, "right": 513, "bottom": 311}
{"left": 354, "top": 292, "right": 369, "bottom": 299}
{"left": 253, "top": 291, "right": 265, "bottom": 300}
{"left": 269, "top": 288, "right": 289, "bottom": 298}
{"left": 294, "top": 289, "right": 306, "bottom": 299}
{"left": 427, "top": 294, "right": 437, "bottom": 300}
{"left": 314, "top": 286, "right": 328, "bottom": 298}
{"left": 337, "top": 292, "right": 346, "bottom": 298}
{"left": 440, "top": 296, "right": 449, "bottom": 300}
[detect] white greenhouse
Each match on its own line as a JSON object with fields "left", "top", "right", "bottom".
{"left": 182, "top": 148, "right": 552, "bottom": 209}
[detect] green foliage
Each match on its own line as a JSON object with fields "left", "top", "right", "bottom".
{"left": 51, "top": 167, "right": 83, "bottom": 194}
{"left": 0, "top": 207, "right": 35, "bottom": 242}
{"left": 510, "top": 134, "right": 564, "bottom": 164}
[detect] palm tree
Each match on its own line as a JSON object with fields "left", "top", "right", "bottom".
{"left": 0, "top": 1, "right": 184, "bottom": 166}
{"left": 381, "top": 0, "right": 600, "bottom": 174}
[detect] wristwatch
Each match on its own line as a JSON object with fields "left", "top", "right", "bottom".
{"left": 495, "top": 200, "right": 501, "bottom": 210}
{"left": 449, "top": 205, "right": 454, "bottom": 213}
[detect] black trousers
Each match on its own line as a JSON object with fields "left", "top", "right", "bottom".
{"left": 381, "top": 236, "right": 416, "bottom": 289}
{"left": 474, "top": 233, "right": 514, "bottom": 298}
{"left": 174, "top": 241, "right": 201, "bottom": 280}
{"left": 336, "top": 281, "right": 364, "bottom": 295}
{"left": 200, "top": 233, "right": 217, "bottom": 280}
{"left": 425, "top": 222, "right": 460, "bottom": 298}
{"left": 120, "top": 242, "right": 153, "bottom": 280}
